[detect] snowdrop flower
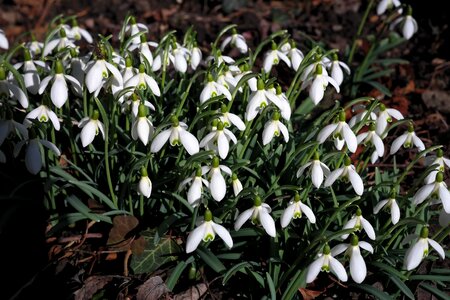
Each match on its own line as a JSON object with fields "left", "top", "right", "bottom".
{"left": 168, "top": 42, "right": 190, "bottom": 73}
{"left": 220, "top": 28, "right": 248, "bottom": 54}
{"left": 263, "top": 41, "right": 291, "bottom": 73}
{"left": 270, "top": 85, "right": 291, "bottom": 121}
{"left": 122, "top": 16, "right": 148, "bottom": 45}
{"left": 39, "top": 60, "right": 82, "bottom": 108}
{"left": 120, "top": 57, "right": 138, "bottom": 86}
{"left": 332, "top": 235, "right": 373, "bottom": 283}
{"left": 43, "top": 28, "right": 76, "bottom": 56}
{"left": 0, "top": 114, "right": 28, "bottom": 145}
{"left": 217, "top": 68, "right": 239, "bottom": 92}
{"left": 403, "top": 226, "right": 445, "bottom": 271}
{"left": 179, "top": 167, "right": 209, "bottom": 207}
{"left": 218, "top": 104, "right": 245, "bottom": 131}
{"left": 199, "top": 73, "right": 232, "bottom": 104}
{"left": 128, "top": 34, "right": 158, "bottom": 67}
{"left": 296, "top": 152, "right": 330, "bottom": 189}
{"left": 234, "top": 196, "right": 276, "bottom": 237}
{"left": 262, "top": 111, "right": 289, "bottom": 145}
{"left": 14, "top": 49, "right": 47, "bottom": 95}
{"left": 377, "top": 0, "right": 402, "bottom": 15}
{"left": 424, "top": 149, "right": 450, "bottom": 184}
{"left": 186, "top": 209, "right": 233, "bottom": 253}
{"left": 65, "top": 19, "right": 93, "bottom": 43}
{"left": 125, "top": 64, "right": 161, "bottom": 97}
{"left": 0, "top": 66, "right": 29, "bottom": 108}
{"left": 327, "top": 53, "right": 351, "bottom": 86}
{"left": 373, "top": 191, "right": 400, "bottom": 225}
{"left": 390, "top": 123, "right": 425, "bottom": 155}
{"left": 348, "top": 104, "right": 377, "bottom": 128}
{"left": 303, "top": 64, "right": 340, "bottom": 105}
{"left": 131, "top": 104, "right": 154, "bottom": 146}
{"left": 200, "top": 121, "right": 236, "bottom": 159}
{"left": 283, "top": 40, "right": 304, "bottom": 71}
{"left": 280, "top": 193, "right": 316, "bottom": 228}
{"left": 78, "top": 110, "right": 105, "bottom": 147}
{"left": 151, "top": 116, "right": 199, "bottom": 155}
{"left": 190, "top": 44, "right": 202, "bottom": 70}
{"left": 231, "top": 173, "right": 243, "bottom": 197}
{"left": 412, "top": 172, "right": 450, "bottom": 213}
{"left": 201, "top": 156, "right": 232, "bottom": 202}
{"left": 341, "top": 208, "right": 376, "bottom": 240}
{"left": 233, "top": 63, "right": 257, "bottom": 91}
{"left": 0, "top": 29, "right": 8, "bottom": 49}
{"left": 306, "top": 244, "right": 348, "bottom": 283}
{"left": 300, "top": 55, "right": 328, "bottom": 82}
{"left": 245, "top": 79, "right": 289, "bottom": 121}
{"left": 14, "top": 129, "right": 61, "bottom": 175}
{"left": 375, "top": 103, "right": 403, "bottom": 136}
{"left": 124, "top": 93, "right": 155, "bottom": 118}
{"left": 325, "top": 156, "right": 364, "bottom": 196}
{"left": 357, "top": 123, "right": 385, "bottom": 162}
{"left": 24, "top": 103, "right": 60, "bottom": 131}
{"left": 137, "top": 167, "right": 152, "bottom": 198}
{"left": 206, "top": 50, "right": 236, "bottom": 68}
{"left": 85, "top": 57, "right": 123, "bottom": 95}
{"left": 392, "top": 6, "right": 418, "bottom": 40}
{"left": 317, "top": 111, "right": 357, "bottom": 153}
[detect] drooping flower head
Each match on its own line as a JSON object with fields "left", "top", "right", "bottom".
{"left": 234, "top": 196, "right": 276, "bottom": 237}
{"left": 137, "top": 167, "right": 152, "bottom": 198}
{"left": 306, "top": 243, "right": 348, "bottom": 283}
{"left": 280, "top": 192, "right": 316, "bottom": 228}
{"left": 404, "top": 226, "right": 445, "bottom": 271}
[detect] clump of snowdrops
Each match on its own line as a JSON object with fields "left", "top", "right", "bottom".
{"left": 0, "top": 1, "right": 448, "bottom": 298}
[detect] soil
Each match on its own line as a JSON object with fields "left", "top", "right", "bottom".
{"left": 0, "top": 0, "right": 449, "bottom": 299}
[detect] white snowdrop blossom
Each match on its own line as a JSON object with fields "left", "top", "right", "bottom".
{"left": 199, "top": 74, "right": 232, "bottom": 104}
{"left": 424, "top": 149, "right": 450, "bottom": 184}
{"left": 325, "top": 156, "right": 364, "bottom": 196}
{"left": 0, "top": 66, "right": 29, "bottom": 108}
{"left": 124, "top": 93, "right": 155, "bottom": 118}
{"left": 122, "top": 17, "right": 148, "bottom": 45}
{"left": 205, "top": 50, "right": 237, "bottom": 71}
{"left": 280, "top": 193, "right": 316, "bottom": 228}
{"left": 78, "top": 110, "right": 105, "bottom": 147}
{"left": 221, "top": 28, "right": 248, "bottom": 53}
{"left": 218, "top": 105, "right": 245, "bottom": 131}
{"left": 332, "top": 235, "right": 373, "bottom": 283}
{"left": 14, "top": 49, "right": 47, "bottom": 95}
{"left": 270, "top": 85, "right": 292, "bottom": 121}
{"left": 412, "top": 172, "right": 450, "bottom": 213}
{"left": 13, "top": 130, "right": 61, "bottom": 175}
{"left": 131, "top": 104, "right": 154, "bottom": 146}
{"left": 200, "top": 121, "right": 236, "bottom": 159}
{"left": 0, "top": 29, "right": 8, "bottom": 49}
{"left": 127, "top": 35, "right": 158, "bottom": 66}
{"left": 391, "top": 7, "right": 418, "bottom": 40}
{"left": 0, "top": 117, "right": 28, "bottom": 145}
{"left": 348, "top": 105, "right": 377, "bottom": 128}
{"left": 39, "top": 60, "right": 82, "bottom": 108}
{"left": 263, "top": 41, "right": 291, "bottom": 73}
{"left": 317, "top": 111, "right": 357, "bottom": 153}
{"left": 179, "top": 167, "right": 209, "bottom": 207}
{"left": 121, "top": 57, "right": 138, "bottom": 87}
{"left": 125, "top": 64, "right": 161, "bottom": 97}
{"left": 137, "top": 167, "right": 152, "bottom": 198}
{"left": 25, "top": 40, "right": 44, "bottom": 57}
{"left": 25, "top": 104, "right": 60, "bottom": 131}
{"left": 377, "top": 0, "right": 402, "bottom": 15}
{"left": 201, "top": 156, "right": 232, "bottom": 202}
{"left": 43, "top": 28, "right": 76, "bottom": 56}
{"left": 231, "top": 173, "right": 243, "bottom": 197}
{"left": 262, "top": 111, "right": 289, "bottom": 146}
{"left": 190, "top": 45, "right": 202, "bottom": 70}
{"left": 375, "top": 103, "right": 403, "bottom": 136}
{"left": 283, "top": 41, "right": 304, "bottom": 71}
{"left": 186, "top": 210, "right": 233, "bottom": 253}
{"left": 233, "top": 64, "right": 257, "bottom": 91}
{"left": 300, "top": 56, "right": 328, "bottom": 82}
{"left": 327, "top": 53, "right": 351, "bottom": 86}
{"left": 341, "top": 208, "right": 376, "bottom": 240}
{"left": 357, "top": 123, "right": 385, "bottom": 162}
{"left": 390, "top": 123, "right": 425, "bottom": 155}
{"left": 85, "top": 58, "right": 123, "bottom": 95}
{"left": 403, "top": 227, "right": 445, "bottom": 271}
{"left": 234, "top": 196, "right": 276, "bottom": 237}
{"left": 373, "top": 192, "right": 400, "bottom": 225}
{"left": 296, "top": 152, "right": 330, "bottom": 189}
{"left": 65, "top": 19, "right": 93, "bottom": 43}
{"left": 151, "top": 116, "right": 199, "bottom": 156}
{"left": 169, "top": 43, "right": 190, "bottom": 73}
{"left": 306, "top": 244, "right": 348, "bottom": 283}
{"left": 303, "top": 64, "right": 340, "bottom": 105}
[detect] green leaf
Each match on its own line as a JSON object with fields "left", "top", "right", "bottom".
{"left": 196, "top": 246, "right": 226, "bottom": 273}
{"left": 366, "top": 81, "right": 392, "bottom": 97}
{"left": 419, "top": 283, "right": 450, "bottom": 300}
{"left": 388, "top": 273, "right": 415, "bottom": 300}
{"left": 410, "top": 274, "right": 450, "bottom": 282}
{"left": 370, "top": 261, "right": 408, "bottom": 281}
{"left": 222, "top": 262, "right": 252, "bottom": 285}
{"left": 66, "top": 195, "right": 111, "bottom": 224}
{"left": 348, "top": 283, "right": 393, "bottom": 300}
{"left": 165, "top": 257, "right": 194, "bottom": 291}
{"left": 130, "top": 230, "right": 180, "bottom": 274}
{"left": 266, "top": 272, "right": 276, "bottom": 300}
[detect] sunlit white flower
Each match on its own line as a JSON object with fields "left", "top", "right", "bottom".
{"left": 0, "top": 117, "right": 28, "bottom": 146}
{"left": 128, "top": 35, "right": 158, "bottom": 67}
{"left": 137, "top": 167, "right": 152, "bottom": 198}
{"left": 412, "top": 172, "right": 450, "bottom": 213}
{"left": 268, "top": 85, "right": 291, "bottom": 121}
{"left": 306, "top": 244, "right": 348, "bottom": 283}
{"left": 78, "top": 110, "right": 105, "bottom": 147}
{"left": 218, "top": 105, "right": 245, "bottom": 131}
{"left": 220, "top": 28, "right": 248, "bottom": 53}
{"left": 281, "top": 41, "right": 304, "bottom": 71}
{"left": 201, "top": 156, "right": 232, "bottom": 202}
{"left": 169, "top": 44, "right": 190, "bottom": 73}
{"left": 0, "top": 29, "right": 9, "bottom": 49}
{"left": 296, "top": 152, "right": 330, "bottom": 189}
{"left": 348, "top": 104, "right": 377, "bottom": 128}
{"left": 200, "top": 74, "right": 232, "bottom": 104}
{"left": 377, "top": 0, "right": 402, "bottom": 15}
{"left": 150, "top": 116, "right": 199, "bottom": 155}
{"left": 123, "top": 93, "right": 155, "bottom": 117}
{"left": 403, "top": 227, "right": 445, "bottom": 271}
{"left": 25, "top": 40, "right": 44, "bottom": 57}
{"left": 200, "top": 121, "right": 236, "bottom": 159}
{"left": 186, "top": 210, "right": 233, "bottom": 253}
{"left": 179, "top": 167, "right": 209, "bottom": 207}
{"left": 43, "top": 28, "right": 76, "bottom": 56}
{"left": 131, "top": 104, "right": 154, "bottom": 146}
{"left": 424, "top": 149, "right": 450, "bottom": 184}
{"left": 14, "top": 49, "right": 47, "bottom": 95}
{"left": 85, "top": 58, "right": 123, "bottom": 95}
{"left": 24, "top": 104, "right": 60, "bottom": 131}
{"left": 263, "top": 41, "right": 291, "bottom": 73}
{"left": 13, "top": 130, "right": 61, "bottom": 175}
{"left": 39, "top": 60, "right": 82, "bottom": 108}
{"left": 391, "top": 7, "right": 418, "bottom": 40}
{"left": 64, "top": 19, "right": 93, "bottom": 43}
{"left": 300, "top": 56, "right": 328, "bottom": 82}
{"left": 317, "top": 111, "right": 357, "bottom": 153}
{"left": 373, "top": 192, "right": 400, "bottom": 224}
{"left": 341, "top": 208, "right": 376, "bottom": 240}
{"left": 390, "top": 123, "right": 425, "bottom": 155}
{"left": 325, "top": 156, "right": 364, "bottom": 195}
{"left": 302, "top": 64, "right": 340, "bottom": 105}
{"left": 190, "top": 45, "right": 202, "bottom": 70}
{"left": 332, "top": 235, "right": 373, "bottom": 283}
{"left": 231, "top": 173, "right": 243, "bottom": 197}
{"left": 125, "top": 64, "right": 161, "bottom": 97}
{"left": 327, "top": 54, "right": 351, "bottom": 86}
{"left": 122, "top": 16, "right": 148, "bottom": 45}
{"left": 234, "top": 196, "right": 276, "bottom": 237}
{"left": 357, "top": 123, "right": 385, "bottom": 162}
{"left": 206, "top": 50, "right": 236, "bottom": 68}
{"left": 233, "top": 64, "right": 257, "bottom": 91}
{"left": 217, "top": 69, "right": 239, "bottom": 93}
{"left": 375, "top": 103, "right": 403, "bottom": 136}
{"left": 281, "top": 193, "right": 316, "bottom": 228}
{"left": 262, "top": 111, "right": 289, "bottom": 145}
{"left": 0, "top": 66, "right": 29, "bottom": 108}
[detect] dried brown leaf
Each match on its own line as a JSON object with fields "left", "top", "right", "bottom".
{"left": 136, "top": 276, "right": 168, "bottom": 300}
{"left": 298, "top": 287, "right": 324, "bottom": 300}
{"left": 73, "top": 275, "right": 114, "bottom": 300}
{"left": 107, "top": 215, "right": 139, "bottom": 250}
{"left": 173, "top": 283, "right": 207, "bottom": 300}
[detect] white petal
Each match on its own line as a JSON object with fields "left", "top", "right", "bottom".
{"left": 38, "top": 75, "right": 52, "bottom": 94}
{"left": 262, "top": 122, "right": 276, "bottom": 145}
{"left": 311, "top": 162, "right": 324, "bottom": 188}
{"left": 211, "top": 223, "right": 233, "bottom": 249}
{"left": 48, "top": 110, "right": 61, "bottom": 131}
{"left": 8, "top": 83, "right": 29, "bottom": 108}
{"left": 220, "top": 36, "right": 232, "bottom": 51}
{"left": 227, "top": 113, "right": 245, "bottom": 131}
{"left": 80, "top": 121, "right": 97, "bottom": 147}
{"left": 85, "top": 61, "right": 104, "bottom": 93}
{"left": 373, "top": 134, "right": 385, "bottom": 156}
{"left": 331, "top": 244, "right": 348, "bottom": 256}
{"left": 150, "top": 129, "right": 171, "bottom": 153}
{"left": 350, "top": 248, "right": 366, "bottom": 283}
{"left": 390, "top": 133, "right": 408, "bottom": 154}
{"left": 329, "top": 256, "right": 348, "bottom": 282}
{"left": 50, "top": 75, "right": 68, "bottom": 108}
{"left": 217, "top": 132, "right": 229, "bottom": 159}
{"left": 412, "top": 135, "right": 425, "bottom": 151}
{"left": 412, "top": 184, "right": 434, "bottom": 205}
{"left": 324, "top": 168, "right": 344, "bottom": 187}
{"left": 428, "top": 239, "right": 445, "bottom": 259}
{"left": 186, "top": 224, "right": 206, "bottom": 253}
{"left": 144, "top": 74, "right": 161, "bottom": 96}
{"left": 357, "top": 132, "right": 369, "bottom": 144}
{"left": 299, "top": 202, "right": 316, "bottom": 223}
{"left": 361, "top": 218, "right": 376, "bottom": 240}
{"left": 180, "top": 129, "right": 199, "bottom": 155}
{"left": 40, "top": 139, "right": 61, "bottom": 156}
{"left": 373, "top": 199, "right": 389, "bottom": 214}
{"left": 358, "top": 241, "right": 374, "bottom": 253}
{"left": 390, "top": 200, "right": 400, "bottom": 224}
{"left": 279, "top": 122, "right": 289, "bottom": 143}
{"left": 405, "top": 240, "right": 426, "bottom": 270}
{"left": 386, "top": 108, "right": 404, "bottom": 120}
{"left": 342, "top": 124, "right": 357, "bottom": 153}
{"left": 234, "top": 208, "right": 254, "bottom": 231}
{"left": 210, "top": 170, "right": 226, "bottom": 201}
{"left": 438, "top": 185, "right": 450, "bottom": 213}
{"left": 309, "top": 77, "right": 325, "bottom": 105}
{"left": 317, "top": 124, "right": 338, "bottom": 144}
{"left": 105, "top": 62, "right": 123, "bottom": 87}
{"left": 348, "top": 168, "right": 364, "bottom": 195}
{"left": 137, "top": 119, "right": 150, "bottom": 145}
{"left": 296, "top": 162, "right": 312, "bottom": 178}
{"left": 306, "top": 256, "right": 325, "bottom": 283}
{"left": 280, "top": 203, "right": 296, "bottom": 228}
{"left": 259, "top": 210, "right": 276, "bottom": 237}
{"left": 64, "top": 74, "right": 82, "bottom": 96}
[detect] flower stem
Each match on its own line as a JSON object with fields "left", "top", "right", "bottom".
{"left": 347, "top": 0, "right": 375, "bottom": 64}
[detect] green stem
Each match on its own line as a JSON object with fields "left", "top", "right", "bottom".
{"left": 348, "top": 0, "right": 375, "bottom": 64}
